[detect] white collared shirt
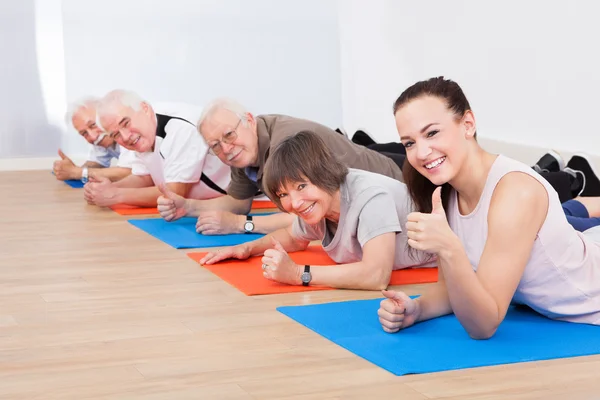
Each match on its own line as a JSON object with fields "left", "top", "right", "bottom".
{"left": 131, "top": 103, "right": 231, "bottom": 200}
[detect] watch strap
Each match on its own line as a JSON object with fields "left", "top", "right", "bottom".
{"left": 81, "top": 167, "right": 89, "bottom": 183}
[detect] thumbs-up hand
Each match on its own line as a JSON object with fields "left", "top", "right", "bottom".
{"left": 53, "top": 149, "right": 78, "bottom": 180}
{"left": 261, "top": 237, "right": 301, "bottom": 285}
{"left": 157, "top": 184, "right": 188, "bottom": 221}
{"left": 377, "top": 289, "right": 421, "bottom": 333}
{"left": 57, "top": 149, "right": 74, "bottom": 164}
{"left": 83, "top": 175, "right": 117, "bottom": 207}
{"left": 405, "top": 186, "right": 455, "bottom": 255}
{"left": 430, "top": 186, "right": 446, "bottom": 217}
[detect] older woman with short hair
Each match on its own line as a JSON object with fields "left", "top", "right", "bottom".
{"left": 199, "top": 130, "right": 434, "bottom": 290}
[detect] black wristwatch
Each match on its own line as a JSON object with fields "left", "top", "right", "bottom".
{"left": 301, "top": 264, "right": 311, "bottom": 286}
{"left": 243, "top": 215, "right": 255, "bottom": 233}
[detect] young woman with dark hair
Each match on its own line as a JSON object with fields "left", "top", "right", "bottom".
{"left": 378, "top": 77, "right": 600, "bottom": 339}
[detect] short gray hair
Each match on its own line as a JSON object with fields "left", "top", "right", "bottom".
{"left": 64, "top": 96, "right": 99, "bottom": 129}
{"left": 197, "top": 97, "right": 250, "bottom": 134}
{"left": 97, "top": 89, "right": 146, "bottom": 120}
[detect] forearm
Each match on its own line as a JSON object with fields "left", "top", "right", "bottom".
{"left": 247, "top": 227, "right": 309, "bottom": 256}
{"left": 82, "top": 161, "right": 104, "bottom": 168}
{"left": 113, "top": 174, "right": 154, "bottom": 189}
{"left": 89, "top": 167, "right": 131, "bottom": 182}
{"left": 114, "top": 187, "right": 161, "bottom": 207}
{"left": 186, "top": 196, "right": 252, "bottom": 216}
{"left": 231, "top": 213, "right": 295, "bottom": 234}
{"left": 414, "top": 282, "right": 453, "bottom": 322}
{"left": 310, "top": 262, "right": 392, "bottom": 290}
{"left": 439, "top": 242, "right": 503, "bottom": 339}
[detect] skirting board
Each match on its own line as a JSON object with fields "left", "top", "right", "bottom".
{"left": 0, "top": 140, "right": 598, "bottom": 172}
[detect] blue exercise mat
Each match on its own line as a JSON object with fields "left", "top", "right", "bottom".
{"left": 277, "top": 298, "right": 600, "bottom": 375}
{"left": 51, "top": 172, "right": 84, "bottom": 188}
{"left": 63, "top": 179, "right": 85, "bottom": 188}
{"left": 128, "top": 217, "right": 265, "bottom": 249}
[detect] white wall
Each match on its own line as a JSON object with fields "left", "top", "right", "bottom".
{"left": 5, "top": 0, "right": 600, "bottom": 167}
{"left": 0, "top": 0, "right": 62, "bottom": 159}
{"left": 338, "top": 0, "right": 600, "bottom": 156}
{"left": 0, "top": 0, "right": 341, "bottom": 164}
{"left": 60, "top": 0, "right": 342, "bottom": 158}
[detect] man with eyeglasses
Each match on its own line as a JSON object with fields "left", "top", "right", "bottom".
{"left": 53, "top": 96, "right": 135, "bottom": 183}
{"left": 84, "top": 89, "right": 231, "bottom": 208}
{"left": 157, "top": 97, "right": 405, "bottom": 235}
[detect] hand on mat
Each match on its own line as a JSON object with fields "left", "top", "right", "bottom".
{"left": 83, "top": 176, "right": 118, "bottom": 206}
{"left": 378, "top": 289, "right": 420, "bottom": 333}
{"left": 53, "top": 149, "right": 78, "bottom": 181}
{"left": 196, "top": 210, "right": 243, "bottom": 235}
{"left": 157, "top": 184, "right": 189, "bottom": 221}
{"left": 406, "top": 186, "right": 457, "bottom": 255}
{"left": 261, "top": 237, "right": 301, "bottom": 285}
{"left": 199, "top": 245, "right": 251, "bottom": 265}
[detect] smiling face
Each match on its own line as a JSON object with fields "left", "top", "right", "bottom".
{"left": 71, "top": 106, "right": 114, "bottom": 148}
{"left": 99, "top": 102, "right": 157, "bottom": 153}
{"left": 276, "top": 179, "right": 337, "bottom": 225}
{"left": 395, "top": 95, "right": 476, "bottom": 186}
{"left": 199, "top": 108, "right": 259, "bottom": 168}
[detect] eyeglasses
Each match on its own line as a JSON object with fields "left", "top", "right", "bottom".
{"left": 207, "top": 119, "right": 241, "bottom": 155}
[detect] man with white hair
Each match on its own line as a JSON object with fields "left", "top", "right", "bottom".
{"left": 53, "top": 97, "right": 135, "bottom": 183}
{"left": 84, "top": 90, "right": 231, "bottom": 208}
{"left": 157, "top": 98, "right": 405, "bottom": 235}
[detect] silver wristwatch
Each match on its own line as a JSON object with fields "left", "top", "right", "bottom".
{"left": 243, "top": 215, "right": 255, "bottom": 233}
{"left": 81, "top": 167, "right": 89, "bottom": 184}
{"left": 301, "top": 265, "right": 312, "bottom": 286}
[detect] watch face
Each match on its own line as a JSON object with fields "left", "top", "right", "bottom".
{"left": 244, "top": 222, "right": 254, "bottom": 231}
{"left": 301, "top": 272, "right": 311, "bottom": 283}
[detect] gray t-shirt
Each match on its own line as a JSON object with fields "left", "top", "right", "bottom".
{"left": 292, "top": 169, "right": 435, "bottom": 269}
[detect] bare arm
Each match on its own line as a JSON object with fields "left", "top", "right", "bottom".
{"left": 413, "top": 269, "right": 453, "bottom": 322}
{"left": 246, "top": 225, "right": 310, "bottom": 255}
{"left": 242, "top": 213, "right": 296, "bottom": 234}
{"left": 111, "top": 174, "right": 192, "bottom": 207}
{"left": 87, "top": 166, "right": 131, "bottom": 182}
{"left": 438, "top": 173, "right": 547, "bottom": 339}
{"left": 308, "top": 232, "right": 397, "bottom": 290}
{"left": 82, "top": 161, "right": 104, "bottom": 168}
{"left": 196, "top": 212, "right": 296, "bottom": 235}
{"left": 113, "top": 174, "right": 154, "bottom": 189}
{"left": 185, "top": 196, "right": 253, "bottom": 215}
{"left": 198, "top": 223, "right": 309, "bottom": 265}
{"left": 115, "top": 182, "right": 193, "bottom": 207}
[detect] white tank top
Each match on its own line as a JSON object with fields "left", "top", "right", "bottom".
{"left": 447, "top": 154, "right": 600, "bottom": 324}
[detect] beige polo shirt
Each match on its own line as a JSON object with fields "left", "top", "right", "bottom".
{"left": 227, "top": 114, "right": 404, "bottom": 200}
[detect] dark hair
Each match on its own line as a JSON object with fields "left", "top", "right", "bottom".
{"left": 263, "top": 130, "right": 348, "bottom": 211}
{"left": 393, "top": 76, "right": 473, "bottom": 214}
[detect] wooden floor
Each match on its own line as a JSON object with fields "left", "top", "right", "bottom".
{"left": 1, "top": 170, "right": 599, "bottom": 399}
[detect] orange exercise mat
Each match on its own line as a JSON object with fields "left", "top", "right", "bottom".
{"left": 110, "top": 199, "right": 278, "bottom": 216}
{"left": 187, "top": 246, "right": 438, "bottom": 295}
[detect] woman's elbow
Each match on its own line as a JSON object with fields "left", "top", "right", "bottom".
{"left": 363, "top": 269, "right": 392, "bottom": 291}
{"left": 467, "top": 325, "right": 499, "bottom": 340}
